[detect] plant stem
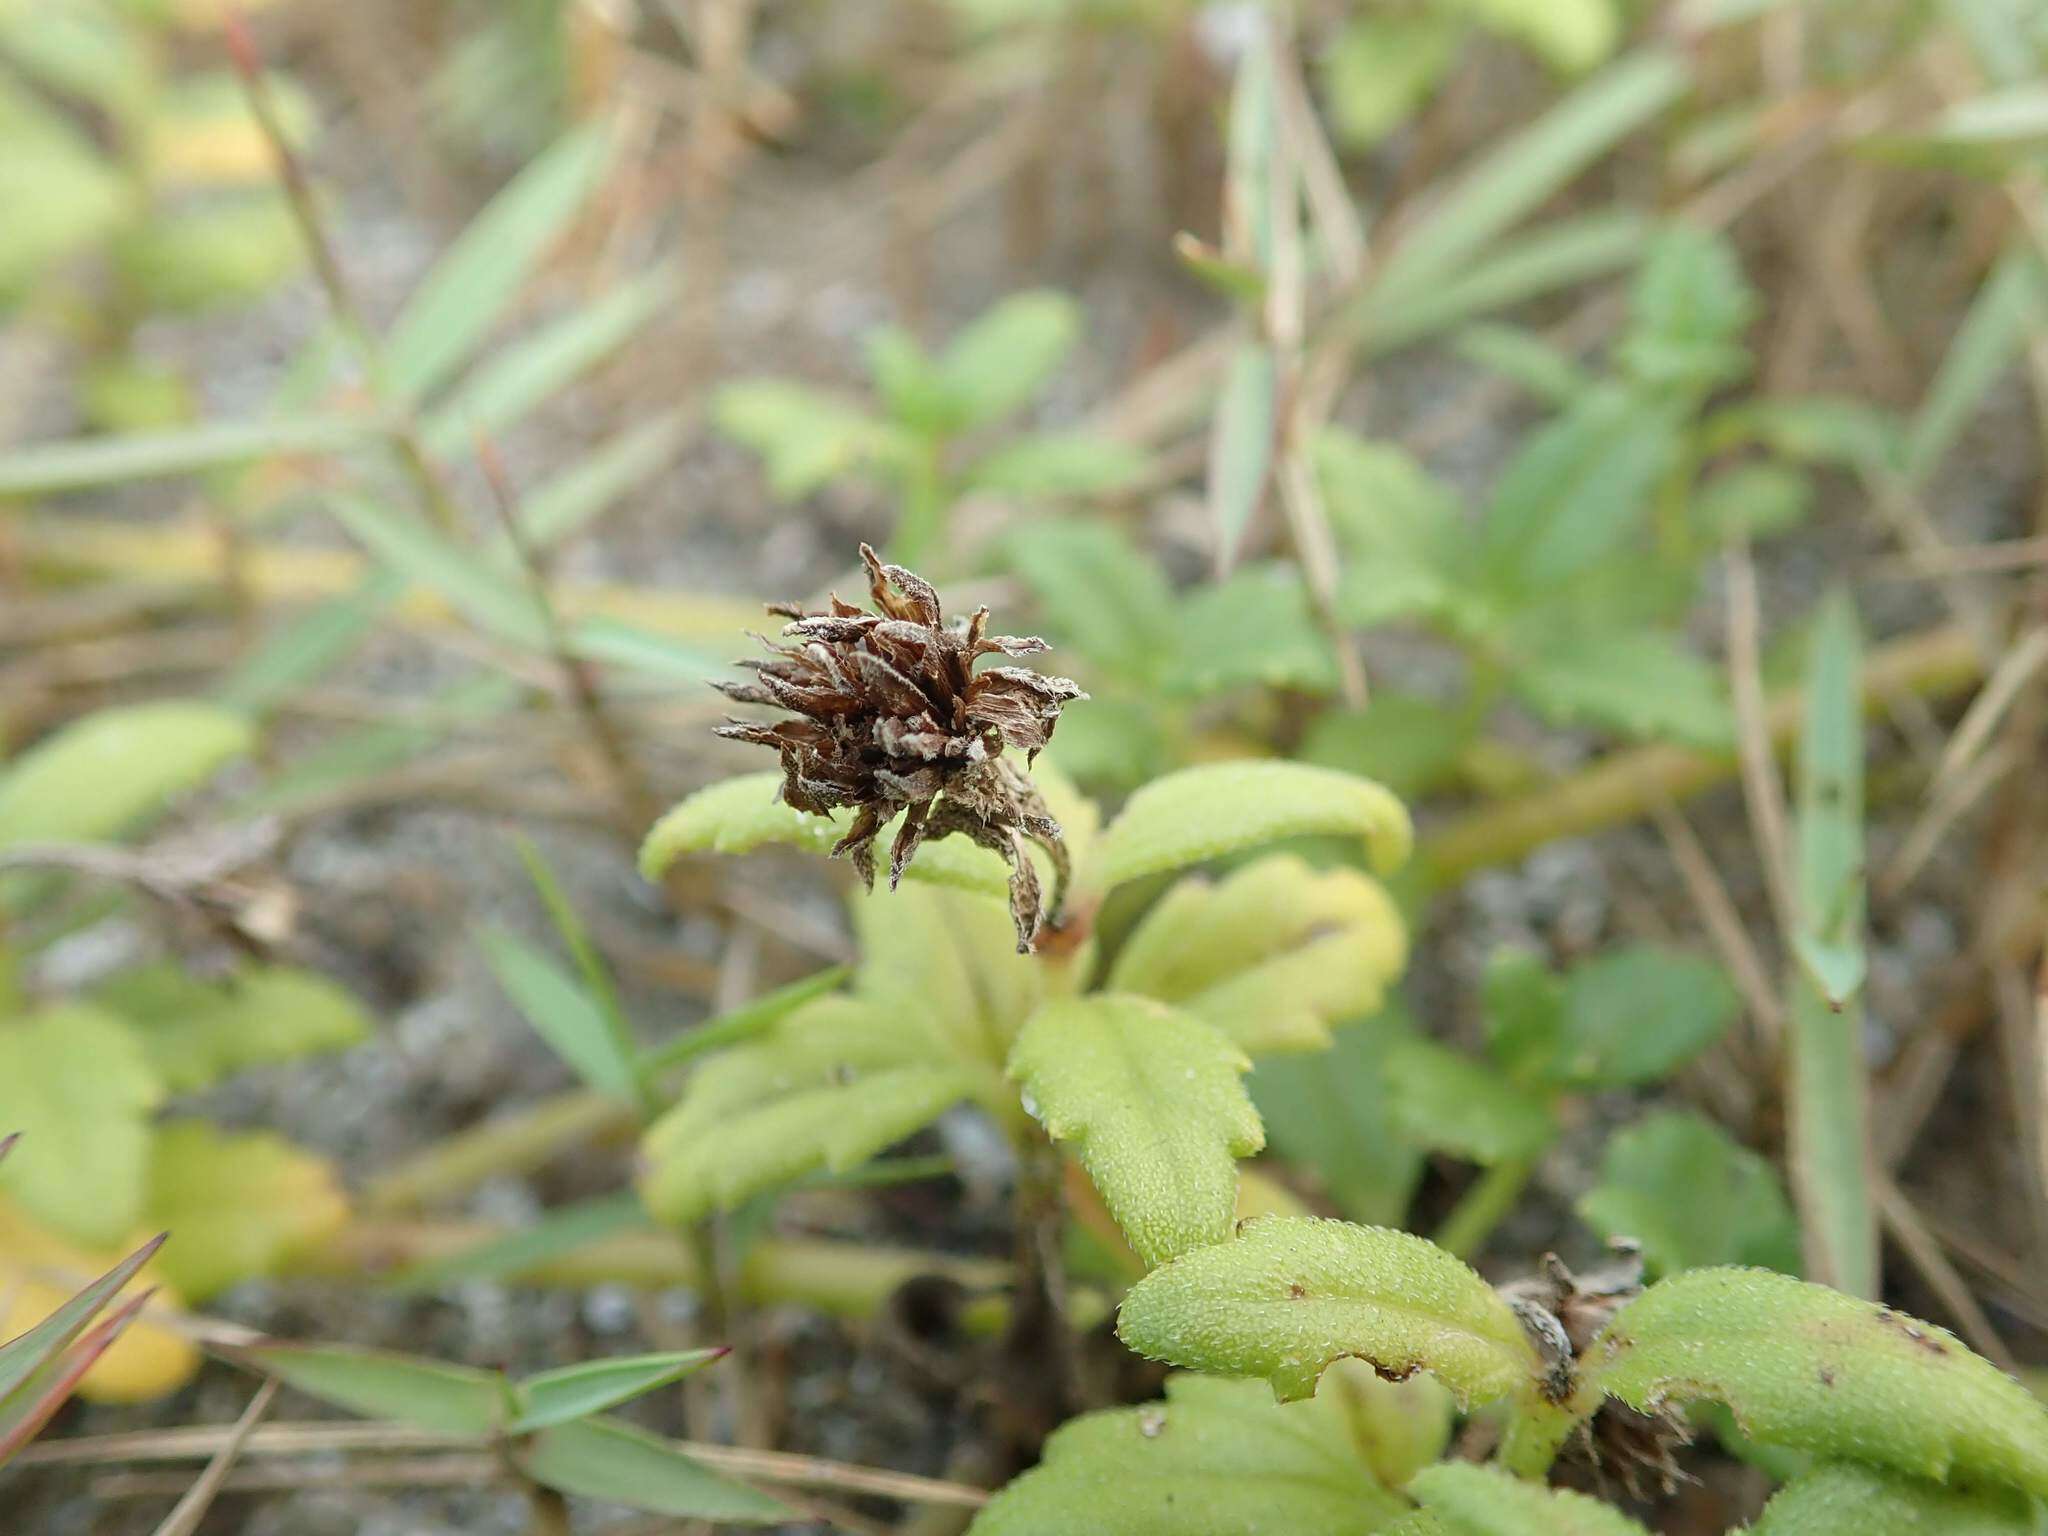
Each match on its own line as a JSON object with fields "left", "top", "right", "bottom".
{"left": 893, "top": 438, "right": 948, "bottom": 569}
{"left": 1495, "top": 1395, "right": 1583, "bottom": 1480}
{"left": 1432, "top": 1157, "right": 1532, "bottom": 1260}
{"left": 362, "top": 1092, "right": 630, "bottom": 1213}
{"left": 288, "top": 1220, "right": 1111, "bottom": 1332}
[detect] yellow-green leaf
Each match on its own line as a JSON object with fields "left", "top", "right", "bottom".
{"left": 638, "top": 773, "right": 1014, "bottom": 899}
{"left": 967, "top": 1373, "right": 1408, "bottom": 1536}
{"left": 1009, "top": 995, "right": 1264, "bottom": 1267}
{"left": 638, "top": 996, "right": 981, "bottom": 1224}
{"left": 1408, "top": 1462, "right": 1649, "bottom": 1536}
{"left": 1091, "top": 762, "right": 1411, "bottom": 894}
{"left": 516, "top": 1415, "right": 790, "bottom": 1523}
{"left": 0, "top": 701, "right": 254, "bottom": 851}
{"left": 1116, "top": 1216, "right": 1538, "bottom": 1404}
{"left": 0, "top": 1005, "right": 161, "bottom": 1245}
{"left": 1588, "top": 1267, "right": 2048, "bottom": 1494}
{"left": 1108, "top": 857, "right": 1406, "bottom": 1054}
{"left": 94, "top": 962, "right": 370, "bottom": 1093}
{"left": 142, "top": 1122, "right": 348, "bottom": 1301}
{"left": 852, "top": 882, "right": 1052, "bottom": 1070}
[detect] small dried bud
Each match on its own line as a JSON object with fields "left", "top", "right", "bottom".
{"left": 714, "top": 545, "right": 1084, "bottom": 950}
{"left": 1501, "top": 1242, "right": 1691, "bottom": 1501}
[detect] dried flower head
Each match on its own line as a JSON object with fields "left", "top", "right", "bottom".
{"left": 714, "top": 544, "right": 1084, "bottom": 951}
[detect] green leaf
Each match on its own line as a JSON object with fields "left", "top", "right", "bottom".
{"left": 638, "top": 995, "right": 982, "bottom": 1224}
{"left": 421, "top": 265, "right": 678, "bottom": 457}
{"left": 390, "top": 1193, "right": 648, "bottom": 1293}
{"left": 850, "top": 882, "right": 1046, "bottom": 1075}
{"left": 1166, "top": 565, "right": 1339, "bottom": 698}
{"left": 1252, "top": 1006, "right": 1428, "bottom": 1228}
{"left": 1383, "top": 1036, "right": 1557, "bottom": 1164}
{"left": 1370, "top": 51, "right": 1688, "bottom": 312}
{"left": 517, "top": 1416, "right": 789, "bottom": 1522}
{"left": 566, "top": 619, "right": 725, "bottom": 682}
{"left": 381, "top": 123, "right": 615, "bottom": 404}
{"left": 1460, "top": 0, "right": 1619, "bottom": 72}
{"left": 324, "top": 492, "right": 548, "bottom": 650}
{"left": 1748, "top": 1462, "right": 2044, "bottom": 1535}
{"left": 219, "top": 572, "right": 403, "bottom": 714}
{"left": 1408, "top": 1463, "right": 1650, "bottom": 1536}
{"left": 1788, "top": 591, "right": 1876, "bottom": 1297}
{"left": 1481, "top": 387, "right": 1679, "bottom": 592}
{"left": 0, "top": 416, "right": 382, "bottom": 497}
{"left": 1001, "top": 518, "right": 1176, "bottom": 682}
{"left": 1545, "top": 945, "right": 1739, "bottom": 1088}
{"left": 0, "top": 83, "right": 130, "bottom": 293}
{"left": 1478, "top": 948, "right": 1566, "bottom": 1081}
{"left": 94, "top": 962, "right": 371, "bottom": 1094}
{"left": 1010, "top": 995, "right": 1264, "bottom": 1267}
{"left": 1209, "top": 344, "right": 1277, "bottom": 571}
{"left": 1693, "top": 461, "right": 1814, "bottom": 543}
{"left": 1355, "top": 211, "right": 1652, "bottom": 358}
{"left": 249, "top": 1343, "right": 506, "bottom": 1436}
{"left": 1577, "top": 1111, "right": 1798, "bottom": 1276}
{"left": 1320, "top": 13, "right": 1461, "bottom": 146}
{"left": 511, "top": 1349, "right": 725, "bottom": 1433}
{"left": 1705, "top": 395, "right": 1899, "bottom": 470}
{"left": 516, "top": 410, "right": 691, "bottom": 550}
{"left": 1092, "top": 761, "right": 1412, "bottom": 894}
{"left": 1617, "top": 222, "right": 1756, "bottom": 393}
{"left": 479, "top": 928, "right": 640, "bottom": 1102}
{"left": 966, "top": 432, "right": 1150, "bottom": 498}
{"left": 967, "top": 1373, "right": 1409, "bottom": 1536}
{"left": 1587, "top": 1267, "right": 2048, "bottom": 1494}
{"left": 637, "top": 773, "right": 1016, "bottom": 901}
{"left": 1110, "top": 857, "right": 1407, "bottom": 1055}
{"left": 141, "top": 1122, "right": 348, "bottom": 1302}
{"left": 938, "top": 290, "right": 1080, "bottom": 430}
{"left": 1116, "top": 1215, "right": 1539, "bottom": 1405}
{"left": 1451, "top": 322, "right": 1593, "bottom": 406}
{"left": 641, "top": 965, "right": 851, "bottom": 1073}
{"left": 1318, "top": 431, "right": 1470, "bottom": 629}
{"left": 711, "top": 380, "right": 887, "bottom": 500}
{"left": 0, "top": 700, "right": 254, "bottom": 851}
{"left": 866, "top": 326, "right": 953, "bottom": 434}
{"left": 1298, "top": 696, "right": 1475, "bottom": 800}
{"left": 0, "top": 1004, "right": 162, "bottom": 1245}
{"left": 0, "top": 1287, "right": 154, "bottom": 1465}
{"left": 113, "top": 194, "right": 305, "bottom": 311}
{"left": 1512, "top": 627, "right": 1733, "bottom": 748}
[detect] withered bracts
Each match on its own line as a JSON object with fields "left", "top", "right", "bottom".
{"left": 714, "top": 545, "right": 1083, "bottom": 951}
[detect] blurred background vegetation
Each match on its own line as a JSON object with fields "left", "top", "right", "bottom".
{"left": 3, "top": 0, "right": 2047, "bottom": 1530}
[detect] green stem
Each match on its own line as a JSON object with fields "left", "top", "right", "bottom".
{"left": 1495, "top": 1394, "right": 1583, "bottom": 1479}
{"left": 1433, "top": 1157, "right": 1533, "bottom": 1260}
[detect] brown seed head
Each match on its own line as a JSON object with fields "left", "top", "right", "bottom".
{"left": 714, "top": 545, "right": 1084, "bottom": 950}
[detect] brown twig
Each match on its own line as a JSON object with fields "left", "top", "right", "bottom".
{"left": 147, "top": 1380, "right": 279, "bottom": 1536}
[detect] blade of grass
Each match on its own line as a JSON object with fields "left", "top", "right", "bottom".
{"left": 382, "top": 124, "right": 616, "bottom": 406}
{"left": 517, "top": 409, "right": 692, "bottom": 551}
{"left": 640, "top": 965, "right": 851, "bottom": 1074}
{"left": 478, "top": 927, "right": 641, "bottom": 1104}
{"left": 0, "top": 1233, "right": 166, "bottom": 1402}
{"left": 1903, "top": 240, "right": 2047, "bottom": 485}
{"left": 1786, "top": 591, "right": 1878, "bottom": 1298}
{"left": 324, "top": 493, "right": 548, "bottom": 650}
{"left": 1370, "top": 50, "right": 1688, "bottom": 309}
{"left": 0, "top": 418, "right": 382, "bottom": 498}
{"left": 0, "top": 1290, "right": 156, "bottom": 1465}
{"left": 216, "top": 572, "right": 406, "bottom": 714}
{"left": 419, "top": 265, "right": 678, "bottom": 459}
{"left": 508, "top": 835, "right": 641, "bottom": 1102}
{"left": 387, "top": 1193, "right": 649, "bottom": 1293}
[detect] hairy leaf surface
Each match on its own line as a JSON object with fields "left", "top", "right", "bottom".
{"left": 1092, "top": 762, "right": 1411, "bottom": 893}
{"left": 1110, "top": 857, "right": 1406, "bottom": 1054}
{"left": 967, "top": 1373, "right": 1408, "bottom": 1536}
{"left": 1117, "top": 1216, "right": 1537, "bottom": 1404}
{"left": 1010, "top": 995, "right": 1263, "bottom": 1266}
{"left": 1588, "top": 1267, "right": 2048, "bottom": 1494}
